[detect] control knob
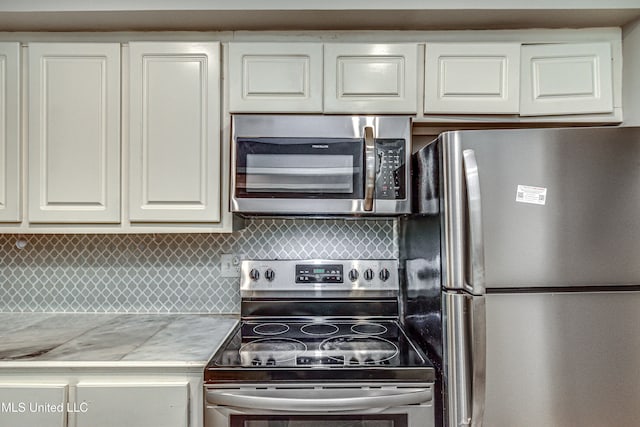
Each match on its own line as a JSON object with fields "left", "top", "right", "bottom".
{"left": 363, "top": 268, "right": 375, "bottom": 281}
{"left": 265, "top": 268, "right": 275, "bottom": 282}
{"left": 249, "top": 268, "right": 260, "bottom": 281}
{"left": 379, "top": 268, "right": 390, "bottom": 282}
{"left": 348, "top": 269, "right": 359, "bottom": 282}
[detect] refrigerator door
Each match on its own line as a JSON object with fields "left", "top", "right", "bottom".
{"left": 484, "top": 291, "right": 640, "bottom": 427}
{"left": 443, "top": 126, "right": 640, "bottom": 289}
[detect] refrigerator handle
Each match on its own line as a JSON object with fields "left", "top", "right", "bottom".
{"left": 462, "top": 149, "right": 485, "bottom": 295}
{"left": 469, "top": 296, "right": 487, "bottom": 427}
{"left": 462, "top": 149, "right": 487, "bottom": 426}
{"left": 445, "top": 294, "right": 486, "bottom": 427}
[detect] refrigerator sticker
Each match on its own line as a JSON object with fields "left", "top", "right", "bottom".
{"left": 516, "top": 185, "right": 547, "bottom": 205}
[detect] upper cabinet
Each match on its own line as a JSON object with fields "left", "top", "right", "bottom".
{"left": 228, "top": 42, "right": 419, "bottom": 114}
{"left": 28, "top": 43, "right": 121, "bottom": 223}
{"left": 324, "top": 43, "right": 418, "bottom": 113}
{"left": 0, "top": 42, "right": 20, "bottom": 223}
{"left": 424, "top": 43, "right": 520, "bottom": 114}
{"left": 424, "top": 41, "right": 615, "bottom": 119}
{"left": 129, "top": 42, "right": 221, "bottom": 223}
{"left": 228, "top": 43, "right": 323, "bottom": 113}
{"left": 520, "top": 42, "right": 614, "bottom": 116}
{"left": 1, "top": 40, "right": 233, "bottom": 233}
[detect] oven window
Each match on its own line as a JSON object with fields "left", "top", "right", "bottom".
{"left": 245, "top": 154, "right": 354, "bottom": 194}
{"left": 231, "top": 414, "right": 407, "bottom": 427}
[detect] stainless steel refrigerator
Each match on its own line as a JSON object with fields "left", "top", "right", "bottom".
{"left": 402, "top": 126, "right": 640, "bottom": 427}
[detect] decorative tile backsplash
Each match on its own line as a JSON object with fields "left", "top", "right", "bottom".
{"left": 0, "top": 219, "right": 397, "bottom": 313}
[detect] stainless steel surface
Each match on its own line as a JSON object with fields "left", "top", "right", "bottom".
{"left": 364, "top": 125, "right": 375, "bottom": 211}
{"left": 448, "top": 126, "right": 640, "bottom": 288}
{"left": 231, "top": 114, "right": 411, "bottom": 215}
{"left": 206, "top": 383, "right": 435, "bottom": 427}
{"left": 206, "top": 385, "right": 433, "bottom": 412}
{"left": 232, "top": 114, "right": 410, "bottom": 139}
{"left": 484, "top": 291, "right": 640, "bottom": 427}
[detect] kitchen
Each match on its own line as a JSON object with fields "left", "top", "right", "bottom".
{"left": 1, "top": 1, "right": 640, "bottom": 427}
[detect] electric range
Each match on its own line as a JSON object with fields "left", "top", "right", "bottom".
{"left": 205, "top": 259, "right": 435, "bottom": 383}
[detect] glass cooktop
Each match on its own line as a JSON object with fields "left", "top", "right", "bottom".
{"left": 205, "top": 319, "right": 435, "bottom": 383}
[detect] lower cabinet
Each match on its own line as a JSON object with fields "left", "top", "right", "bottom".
{"left": 73, "top": 382, "right": 189, "bottom": 427}
{"left": 0, "top": 384, "right": 68, "bottom": 427}
{"left": 0, "top": 373, "right": 201, "bottom": 427}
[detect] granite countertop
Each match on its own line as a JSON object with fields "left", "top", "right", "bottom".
{"left": 0, "top": 313, "right": 238, "bottom": 368}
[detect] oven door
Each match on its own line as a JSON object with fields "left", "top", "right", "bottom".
{"left": 205, "top": 384, "right": 434, "bottom": 427}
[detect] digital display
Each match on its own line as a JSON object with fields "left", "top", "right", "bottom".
{"left": 313, "top": 268, "right": 325, "bottom": 274}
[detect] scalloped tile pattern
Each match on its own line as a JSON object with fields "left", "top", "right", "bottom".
{"left": 0, "top": 219, "right": 397, "bottom": 313}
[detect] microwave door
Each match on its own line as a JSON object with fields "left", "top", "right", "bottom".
{"left": 233, "top": 136, "right": 367, "bottom": 214}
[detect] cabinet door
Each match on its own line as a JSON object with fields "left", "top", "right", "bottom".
{"left": 74, "top": 382, "right": 188, "bottom": 427}
{"left": 28, "top": 43, "right": 121, "bottom": 223}
{"left": 0, "top": 43, "right": 20, "bottom": 222}
{"left": 324, "top": 43, "right": 418, "bottom": 113}
{"left": 129, "top": 42, "right": 221, "bottom": 222}
{"left": 229, "top": 43, "right": 323, "bottom": 113}
{"left": 0, "top": 384, "right": 67, "bottom": 427}
{"left": 424, "top": 43, "right": 520, "bottom": 114}
{"left": 520, "top": 43, "right": 613, "bottom": 116}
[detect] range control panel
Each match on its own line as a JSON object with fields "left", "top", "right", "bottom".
{"left": 241, "top": 260, "right": 398, "bottom": 293}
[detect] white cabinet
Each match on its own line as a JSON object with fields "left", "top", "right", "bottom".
{"left": 129, "top": 42, "right": 221, "bottom": 223}
{"left": 228, "top": 43, "right": 323, "bottom": 113}
{"left": 324, "top": 43, "right": 418, "bottom": 113}
{"left": 0, "top": 384, "right": 68, "bottom": 426}
{"left": 28, "top": 43, "right": 121, "bottom": 223}
{"left": 73, "top": 382, "right": 189, "bottom": 427}
{"left": 424, "top": 43, "right": 520, "bottom": 114}
{"left": 520, "top": 42, "right": 614, "bottom": 116}
{"left": 0, "top": 43, "right": 20, "bottom": 222}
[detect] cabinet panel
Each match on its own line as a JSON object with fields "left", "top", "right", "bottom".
{"left": 129, "top": 42, "right": 221, "bottom": 222}
{"left": 424, "top": 43, "right": 520, "bottom": 114}
{"left": 324, "top": 43, "right": 418, "bottom": 113}
{"left": 74, "top": 382, "right": 189, "bottom": 427}
{"left": 229, "top": 43, "right": 323, "bottom": 112}
{"left": 0, "top": 43, "right": 20, "bottom": 222}
{"left": 0, "top": 384, "right": 67, "bottom": 427}
{"left": 520, "top": 43, "right": 613, "bottom": 116}
{"left": 28, "top": 43, "right": 120, "bottom": 223}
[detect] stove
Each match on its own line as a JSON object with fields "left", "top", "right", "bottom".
{"left": 205, "top": 259, "right": 435, "bottom": 383}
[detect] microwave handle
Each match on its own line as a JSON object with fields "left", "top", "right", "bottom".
{"left": 363, "top": 126, "right": 376, "bottom": 211}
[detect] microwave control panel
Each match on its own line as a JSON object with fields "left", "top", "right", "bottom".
{"left": 375, "top": 139, "right": 406, "bottom": 200}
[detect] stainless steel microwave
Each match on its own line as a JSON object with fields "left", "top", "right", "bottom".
{"left": 231, "top": 115, "right": 411, "bottom": 215}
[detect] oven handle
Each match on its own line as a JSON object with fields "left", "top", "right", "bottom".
{"left": 363, "top": 125, "right": 376, "bottom": 212}
{"left": 206, "top": 387, "right": 432, "bottom": 412}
